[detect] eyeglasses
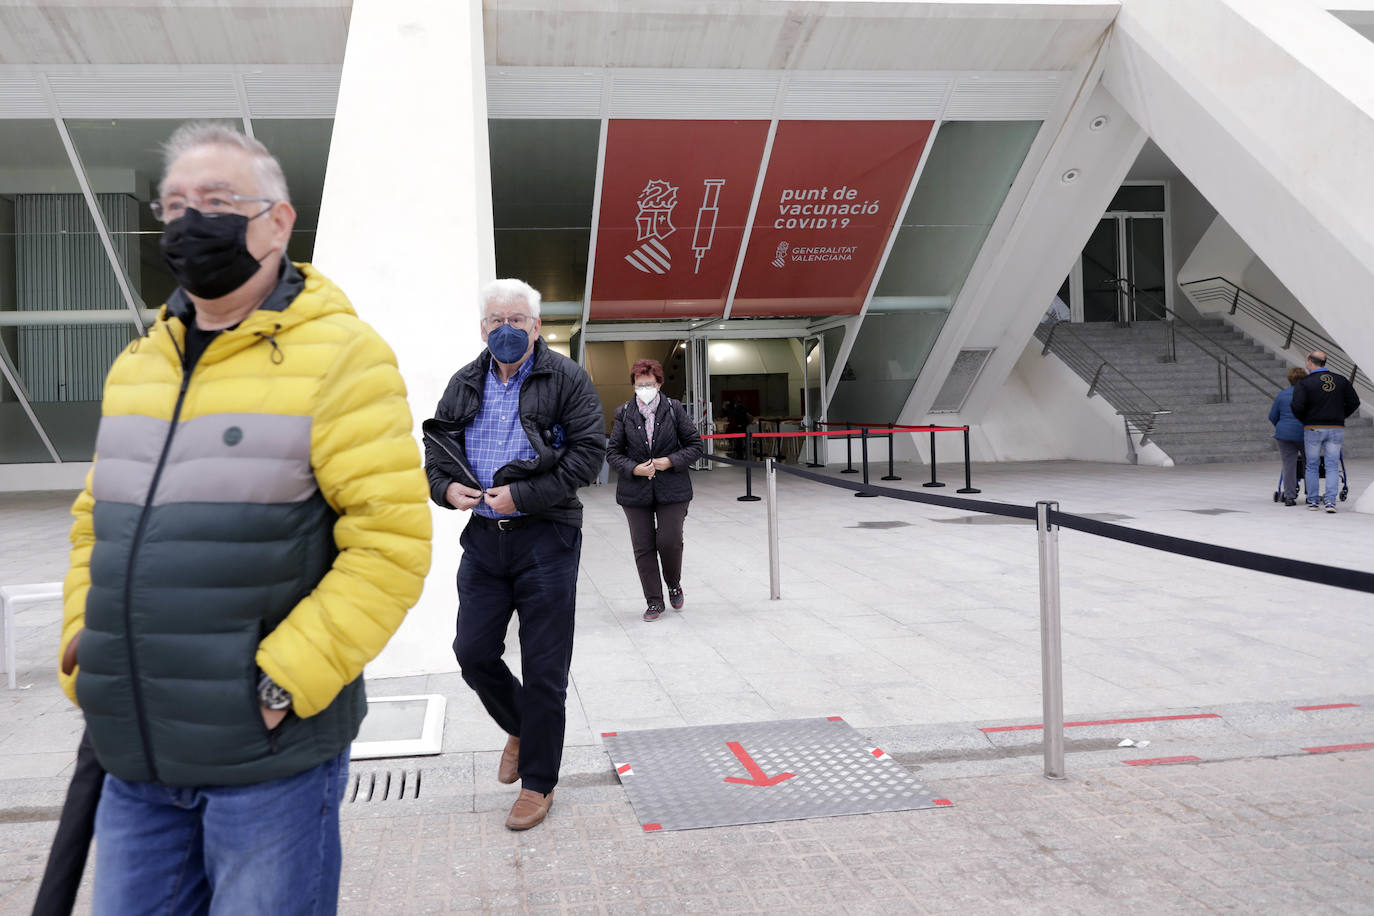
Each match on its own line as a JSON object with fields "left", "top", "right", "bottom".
{"left": 483, "top": 313, "right": 534, "bottom": 330}
{"left": 150, "top": 193, "right": 276, "bottom": 224}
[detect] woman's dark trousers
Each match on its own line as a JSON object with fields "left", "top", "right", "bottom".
{"left": 1277, "top": 439, "right": 1302, "bottom": 501}
{"left": 622, "top": 502, "right": 689, "bottom": 603}
{"left": 453, "top": 517, "right": 581, "bottom": 795}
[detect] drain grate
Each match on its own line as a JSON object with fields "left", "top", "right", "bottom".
{"left": 347, "top": 769, "right": 422, "bottom": 803}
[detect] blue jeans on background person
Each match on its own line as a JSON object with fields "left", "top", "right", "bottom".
{"left": 1303, "top": 427, "right": 1344, "bottom": 507}
{"left": 91, "top": 748, "right": 349, "bottom": 915}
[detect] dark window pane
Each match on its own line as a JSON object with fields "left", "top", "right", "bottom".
{"left": 1107, "top": 185, "right": 1165, "bottom": 212}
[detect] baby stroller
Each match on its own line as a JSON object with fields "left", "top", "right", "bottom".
{"left": 1274, "top": 447, "right": 1348, "bottom": 503}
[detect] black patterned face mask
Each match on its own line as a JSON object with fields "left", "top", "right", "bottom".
{"left": 159, "top": 207, "right": 268, "bottom": 299}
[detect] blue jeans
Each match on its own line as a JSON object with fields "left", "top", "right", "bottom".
{"left": 1303, "top": 427, "right": 1344, "bottom": 506}
{"left": 91, "top": 749, "right": 348, "bottom": 915}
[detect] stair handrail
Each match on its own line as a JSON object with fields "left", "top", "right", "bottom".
{"left": 1033, "top": 319, "right": 1170, "bottom": 443}
{"left": 1087, "top": 263, "right": 1281, "bottom": 402}
{"left": 1180, "top": 276, "right": 1368, "bottom": 390}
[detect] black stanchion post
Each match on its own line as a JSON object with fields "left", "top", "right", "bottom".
{"left": 882, "top": 431, "right": 901, "bottom": 481}
{"left": 957, "top": 426, "right": 981, "bottom": 494}
{"left": 923, "top": 428, "right": 946, "bottom": 488}
{"left": 856, "top": 426, "right": 877, "bottom": 497}
{"left": 807, "top": 420, "right": 823, "bottom": 467}
{"left": 738, "top": 432, "right": 761, "bottom": 501}
{"left": 841, "top": 427, "right": 858, "bottom": 474}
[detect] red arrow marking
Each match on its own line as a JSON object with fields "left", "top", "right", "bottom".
{"left": 723, "top": 741, "right": 796, "bottom": 787}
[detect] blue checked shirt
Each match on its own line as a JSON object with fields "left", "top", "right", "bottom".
{"left": 467, "top": 357, "right": 539, "bottom": 518}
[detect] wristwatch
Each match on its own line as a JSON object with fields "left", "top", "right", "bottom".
{"left": 256, "top": 671, "right": 293, "bottom": 711}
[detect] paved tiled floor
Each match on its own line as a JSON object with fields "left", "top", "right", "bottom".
{"left": 1, "top": 458, "right": 1372, "bottom": 912}
{"left": 3, "top": 751, "right": 1372, "bottom": 914}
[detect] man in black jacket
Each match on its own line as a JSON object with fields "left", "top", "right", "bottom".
{"left": 425, "top": 278, "right": 604, "bottom": 830}
{"left": 1291, "top": 350, "right": 1361, "bottom": 512}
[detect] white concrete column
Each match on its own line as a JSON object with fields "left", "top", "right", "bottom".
{"left": 315, "top": 0, "right": 495, "bottom": 676}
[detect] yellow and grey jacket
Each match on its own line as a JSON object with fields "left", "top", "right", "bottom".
{"left": 58, "top": 262, "right": 432, "bottom": 787}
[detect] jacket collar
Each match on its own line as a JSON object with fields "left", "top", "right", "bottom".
{"left": 165, "top": 259, "right": 304, "bottom": 325}
{"left": 460, "top": 337, "right": 553, "bottom": 389}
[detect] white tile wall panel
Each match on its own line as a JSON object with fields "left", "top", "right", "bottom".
{"left": 46, "top": 70, "right": 242, "bottom": 118}
{"left": 486, "top": 69, "right": 603, "bottom": 118}
{"left": 0, "top": 76, "right": 49, "bottom": 117}
{"left": 944, "top": 75, "right": 1067, "bottom": 120}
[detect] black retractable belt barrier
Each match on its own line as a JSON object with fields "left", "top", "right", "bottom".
{"left": 737, "top": 431, "right": 761, "bottom": 501}
{"left": 958, "top": 426, "right": 980, "bottom": 494}
{"left": 883, "top": 432, "right": 901, "bottom": 481}
{"left": 715, "top": 453, "right": 1374, "bottom": 596}
{"left": 924, "top": 429, "right": 945, "bottom": 488}
{"left": 856, "top": 427, "right": 876, "bottom": 497}
{"left": 841, "top": 428, "right": 858, "bottom": 474}
{"left": 1054, "top": 511, "right": 1374, "bottom": 594}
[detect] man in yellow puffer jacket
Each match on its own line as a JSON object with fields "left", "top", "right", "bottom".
{"left": 54, "top": 122, "right": 432, "bottom": 915}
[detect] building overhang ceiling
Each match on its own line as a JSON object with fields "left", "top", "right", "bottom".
{"left": 484, "top": 0, "right": 1119, "bottom": 72}
{"left": 0, "top": 1, "right": 351, "bottom": 66}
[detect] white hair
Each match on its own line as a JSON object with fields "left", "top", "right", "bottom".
{"left": 480, "top": 278, "right": 542, "bottom": 318}
{"left": 160, "top": 121, "right": 291, "bottom": 204}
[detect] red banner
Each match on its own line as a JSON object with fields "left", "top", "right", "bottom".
{"left": 589, "top": 120, "right": 770, "bottom": 319}
{"left": 730, "top": 120, "right": 934, "bottom": 317}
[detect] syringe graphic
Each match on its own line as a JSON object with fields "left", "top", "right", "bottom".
{"left": 691, "top": 179, "right": 725, "bottom": 274}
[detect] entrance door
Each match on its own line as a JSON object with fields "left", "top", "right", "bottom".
{"left": 1081, "top": 215, "right": 1168, "bottom": 323}
{"left": 682, "top": 337, "right": 713, "bottom": 464}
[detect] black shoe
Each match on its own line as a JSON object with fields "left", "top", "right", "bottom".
{"left": 667, "top": 586, "right": 684, "bottom": 610}
{"left": 642, "top": 601, "right": 665, "bottom": 622}
{"left": 1284, "top": 498, "right": 1296, "bottom": 507}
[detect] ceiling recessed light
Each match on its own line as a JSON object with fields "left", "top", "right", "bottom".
{"left": 1061, "top": 168, "right": 1081, "bottom": 184}
{"left": 548, "top": 333, "right": 557, "bottom": 340}
{"left": 1089, "top": 115, "right": 1109, "bottom": 131}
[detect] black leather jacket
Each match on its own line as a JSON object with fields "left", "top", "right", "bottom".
{"left": 607, "top": 396, "right": 703, "bottom": 507}
{"left": 425, "top": 340, "right": 605, "bottom": 527}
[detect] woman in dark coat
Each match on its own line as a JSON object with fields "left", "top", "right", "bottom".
{"left": 606, "top": 359, "right": 703, "bottom": 621}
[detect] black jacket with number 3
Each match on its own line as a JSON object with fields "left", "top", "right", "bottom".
{"left": 607, "top": 396, "right": 704, "bottom": 507}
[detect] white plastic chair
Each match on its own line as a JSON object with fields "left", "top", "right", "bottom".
{"left": 0, "top": 582, "right": 62, "bottom": 689}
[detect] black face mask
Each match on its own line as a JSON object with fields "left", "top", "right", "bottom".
{"left": 159, "top": 208, "right": 269, "bottom": 300}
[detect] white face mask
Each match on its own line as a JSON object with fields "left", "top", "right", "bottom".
{"left": 635, "top": 385, "right": 658, "bottom": 404}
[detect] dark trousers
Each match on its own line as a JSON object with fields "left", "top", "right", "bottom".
{"left": 453, "top": 517, "right": 581, "bottom": 795}
{"left": 1277, "top": 439, "right": 1302, "bottom": 501}
{"left": 623, "top": 502, "right": 689, "bottom": 604}
{"left": 33, "top": 729, "right": 103, "bottom": 916}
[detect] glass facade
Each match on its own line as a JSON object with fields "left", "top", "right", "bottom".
{"left": 489, "top": 119, "right": 601, "bottom": 314}
{"left": 829, "top": 120, "right": 1042, "bottom": 424}
{"left": 1, "top": 117, "right": 334, "bottom": 465}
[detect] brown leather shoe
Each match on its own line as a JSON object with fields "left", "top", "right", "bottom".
{"left": 505, "top": 788, "right": 553, "bottom": 830}
{"left": 498, "top": 735, "right": 520, "bottom": 785}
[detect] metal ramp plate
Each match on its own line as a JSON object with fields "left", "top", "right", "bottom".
{"left": 602, "top": 716, "right": 950, "bottom": 832}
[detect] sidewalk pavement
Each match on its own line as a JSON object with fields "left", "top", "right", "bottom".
{"left": 1, "top": 457, "right": 1372, "bottom": 912}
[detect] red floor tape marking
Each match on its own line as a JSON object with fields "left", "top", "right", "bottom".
{"left": 1303, "top": 742, "right": 1374, "bottom": 754}
{"left": 981, "top": 713, "right": 1221, "bottom": 733}
{"left": 827, "top": 716, "right": 844, "bottom": 721}
{"left": 1124, "top": 756, "right": 1202, "bottom": 766}
{"left": 617, "top": 764, "right": 633, "bottom": 775}
{"left": 933, "top": 799, "right": 953, "bottom": 806}
{"left": 1295, "top": 704, "right": 1360, "bottom": 711}
{"left": 601, "top": 732, "right": 617, "bottom": 737}
{"left": 642, "top": 823, "right": 662, "bottom": 832}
